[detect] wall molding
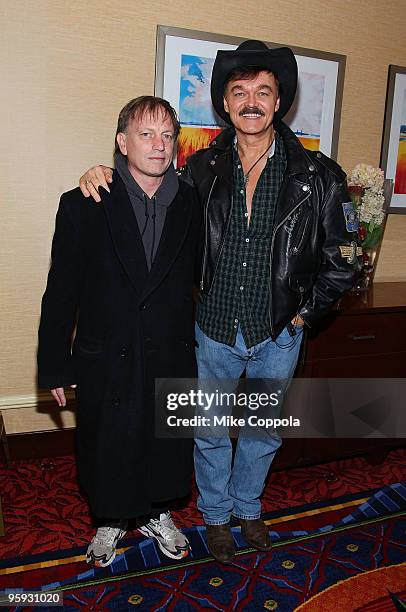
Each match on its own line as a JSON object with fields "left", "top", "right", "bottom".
{"left": 0, "top": 394, "right": 76, "bottom": 435}
{"left": 0, "top": 391, "right": 75, "bottom": 410}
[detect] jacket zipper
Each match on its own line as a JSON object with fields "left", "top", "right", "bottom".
{"left": 200, "top": 176, "right": 217, "bottom": 291}
{"left": 292, "top": 215, "right": 310, "bottom": 255}
{"left": 268, "top": 190, "right": 311, "bottom": 336}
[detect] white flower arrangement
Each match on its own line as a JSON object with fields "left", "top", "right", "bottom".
{"left": 348, "top": 163, "right": 384, "bottom": 190}
{"left": 359, "top": 189, "right": 385, "bottom": 225}
{"left": 347, "top": 164, "right": 386, "bottom": 246}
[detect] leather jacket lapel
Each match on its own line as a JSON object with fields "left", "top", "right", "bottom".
{"left": 210, "top": 150, "right": 233, "bottom": 189}
{"left": 272, "top": 121, "right": 316, "bottom": 229}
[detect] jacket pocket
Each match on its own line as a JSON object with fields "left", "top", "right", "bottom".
{"left": 288, "top": 273, "right": 314, "bottom": 294}
{"left": 73, "top": 336, "right": 104, "bottom": 357}
{"left": 291, "top": 216, "right": 311, "bottom": 254}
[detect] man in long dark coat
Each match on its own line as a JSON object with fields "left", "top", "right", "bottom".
{"left": 38, "top": 96, "right": 201, "bottom": 566}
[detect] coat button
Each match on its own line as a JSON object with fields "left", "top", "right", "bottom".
{"left": 308, "top": 164, "right": 315, "bottom": 172}
{"left": 302, "top": 184, "right": 310, "bottom": 192}
{"left": 120, "top": 347, "right": 127, "bottom": 358}
{"left": 113, "top": 398, "right": 120, "bottom": 407}
{"left": 139, "top": 303, "right": 147, "bottom": 311}
{"left": 210, "top": 160, "right": 216, "bottom": 165}
{"left": 316, "top": 152, "right": 322, "bottom": 158}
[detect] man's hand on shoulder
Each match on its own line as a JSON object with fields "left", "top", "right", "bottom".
{"left": 50, "top": 385, "right": 77, "bottom": 407}
{"left": 79, "top": 166, "right": 113, "bottom": 203}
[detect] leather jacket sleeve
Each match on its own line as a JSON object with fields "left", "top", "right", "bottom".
{"left": 298, "top": 179, "right": 361, "bottom": 326}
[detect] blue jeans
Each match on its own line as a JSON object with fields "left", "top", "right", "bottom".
{"left": 194, "top": 323, "right": 303, "bottom": 525}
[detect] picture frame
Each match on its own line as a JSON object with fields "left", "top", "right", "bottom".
{"left": 380, "top": 65, "right": 406, "bottom": 214}
{"left": 155, "top": 25, "right": 346, "bottom": 166}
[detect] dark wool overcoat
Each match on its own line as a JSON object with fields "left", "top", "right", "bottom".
{"left": 38, "top": 173, "right": 201, "bottom": 519}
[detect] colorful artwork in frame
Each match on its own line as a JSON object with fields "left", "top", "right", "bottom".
{"left": 380, "top": 65, "right": 406, "bottom": 213}
{"left": 155, "top": 26, "right": 346, "bottom": 166}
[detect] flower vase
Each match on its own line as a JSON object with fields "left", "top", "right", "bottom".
{"left": 351, "top": 178, "right": 393, "bottom": 293}
{"left": 353, "top": 248, "right": 375, "bottom": 290}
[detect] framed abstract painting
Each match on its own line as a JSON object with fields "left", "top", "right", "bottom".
{"left": 155, "top": 25, "right": 346, "bottom": 166}
{"left": 380, "top": 65, "right": 406, "bottom": 213}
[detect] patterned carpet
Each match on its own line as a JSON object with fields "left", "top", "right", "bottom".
{"left": 0, "top": 447, "right": 405, "bottom": 560}
{"left": 1, "top": 484, "right": 405, "bottom": 611}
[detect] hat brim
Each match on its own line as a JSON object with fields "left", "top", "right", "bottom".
{"left": 211, "top": 46, "right": 298, "bottom": 124}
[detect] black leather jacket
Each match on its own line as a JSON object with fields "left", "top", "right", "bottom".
{"left": 184, "top": 120, "right": 360, "bottom": 339}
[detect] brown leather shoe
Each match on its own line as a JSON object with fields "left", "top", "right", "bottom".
{"left": 205, "top": 523, "right": 236, "bottom": 564}
{"left": 239, "top": 518, "right": 272, "bottom": 551}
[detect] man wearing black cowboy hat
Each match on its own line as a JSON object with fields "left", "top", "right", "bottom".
{"left": 78, "top": 40, "right": 359, "bottom": 564}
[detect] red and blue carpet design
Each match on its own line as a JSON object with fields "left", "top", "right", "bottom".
{"left": 1, "top": 448, "right": 405, "bottom": 560}
{"left": 1, "top": 483, "right": 405, "bottom": 611}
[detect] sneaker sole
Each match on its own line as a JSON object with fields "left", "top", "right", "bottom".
{"left": 86, "top": 529, "right": 126, "bottom": 567}
{"left": 86, "top": 549, "right": 117, "bottom": 567}
{"left": 137, "top": 526, "right": 190, "bottom": 560}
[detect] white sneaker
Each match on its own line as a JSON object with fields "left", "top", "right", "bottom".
{"left": 138, "top": 511, "right": 190, "bottom": 560}
{"left": 86, "top": 523, "right": 127, "bottom": 567}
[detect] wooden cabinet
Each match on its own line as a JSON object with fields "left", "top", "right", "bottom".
{"left": 273, "top": 282, "right": 406, "bottom": 470}
{"left": 301, "top": 282, "right": 406, "bottom": 378}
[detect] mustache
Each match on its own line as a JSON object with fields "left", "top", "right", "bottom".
{"left": 239, "top": 106, "right": 265, "bottom": 116}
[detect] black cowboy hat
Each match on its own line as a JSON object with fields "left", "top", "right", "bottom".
{"left": 211, "top": 39, "right": 298, "bottom": 124}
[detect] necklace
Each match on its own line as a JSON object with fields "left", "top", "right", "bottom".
{"left": 241, "top": 141, "right": 273, "bottom": 186}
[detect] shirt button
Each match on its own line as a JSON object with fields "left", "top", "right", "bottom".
{"left": 240, "top": 189, "right": 244, "bottom": 195}
{"left": 242, "top": 262, "right": 247, "bottom": 267}
{"left": 245, "top": 238, "right": 250, "bottom": 243}
{"left": 240, "top": 285, "right": 244, "bottom": 291}
{"left": 237, "top": 164, "right": 241, "bottom": 169}
{"left": 244, "top": 212, "right": 248, "bottom": 217}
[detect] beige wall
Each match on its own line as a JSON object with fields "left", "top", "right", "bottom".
{"left": 1, "top": 0, "right": 406, "bottom": 433}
